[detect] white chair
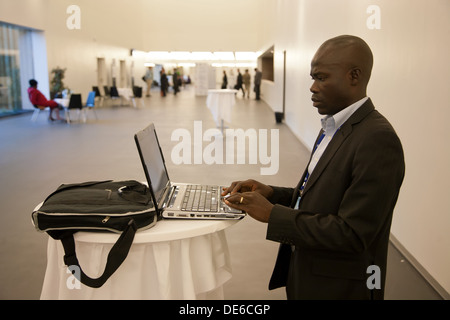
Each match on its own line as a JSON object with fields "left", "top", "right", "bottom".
{"left": 31, "top": 105, "right": 49, "bottom": 122}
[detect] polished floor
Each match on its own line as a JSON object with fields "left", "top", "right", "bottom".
{"left": 0, "top": 86, "right": 443, "bottom": 300}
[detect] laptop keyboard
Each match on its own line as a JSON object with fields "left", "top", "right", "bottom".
{"left": 181, "top": 185, "right": 219, "bottom": 212}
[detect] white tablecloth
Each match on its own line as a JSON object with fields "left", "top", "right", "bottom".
{"left": 40, "top": 219, "right": 239, "bottom": 300}
{"left": 54, "top": 98, "right": 70, "bottom": 108}
{"left": 117, "top": 88, "right": 134, "bottom": 101}
{"left": 206, "top": 89, "right": 238, "bottom": 126}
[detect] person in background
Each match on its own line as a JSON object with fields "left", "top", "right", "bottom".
{"left": 144, "top": 66, "right": 153, "bottom": 97}
{"left": 235, "top": 69, "right": 245, "bottom": 97}
{"left": 173, "top": 68, "right": 180, "bottom": 95}
{"left": 253, "top": 68, "right": 262, "bottom": 100}
{"left": 221, "top": 70, "right": 228, "bottom": 89}
{"left": 160, "top": 68, "right": 168, "bottom": 97}
{"left": 243, "top": 69, "right": 251, "bottom": 98}
{"left": 223, "top": 35, "right": 405, "bottom": 300}
{"left": 27, "top": 79, "right": 63, "bottom": 121}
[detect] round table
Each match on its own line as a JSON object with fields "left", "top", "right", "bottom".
{"left": 206, "top": 89, "right": 238, "bottom": 133}
{"left": 39, "top": 218, "right": 240, "bottom": 300}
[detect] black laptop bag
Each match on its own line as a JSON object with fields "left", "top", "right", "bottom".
{"left": 32, "top": 180, "right": 157, "bottom": 288}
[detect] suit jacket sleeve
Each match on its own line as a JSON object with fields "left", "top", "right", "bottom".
{"left": 268, "top": 186, "right": 295, "bottom": 206}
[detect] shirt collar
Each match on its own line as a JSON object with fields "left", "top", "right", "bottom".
{"left": 321, "top": 97, "right": 369, "bottom": 134}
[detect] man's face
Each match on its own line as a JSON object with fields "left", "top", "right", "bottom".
{"left": 309, "top": 49, "right": 353, "bottom": 115}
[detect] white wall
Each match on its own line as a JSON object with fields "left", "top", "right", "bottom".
{"left": 259, "top": 0, "right": 450, "bottom": 295}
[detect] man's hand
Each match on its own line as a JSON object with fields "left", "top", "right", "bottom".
{"left": 221, "top": 179, "right": 273, "bottom": 199}
{"left": 224, "top": 191, "right": 273, "bottom": 223}
{"left": 222, "top": 180, "right": 274, "bottom": 223}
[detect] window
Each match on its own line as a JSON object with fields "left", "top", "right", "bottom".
{"left": 0, "top": 22, "right": 34, "bottom": 117}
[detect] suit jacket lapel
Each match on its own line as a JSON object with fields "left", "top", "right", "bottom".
{"left": 301, "top": 99, "right": 375, "bottom": 197}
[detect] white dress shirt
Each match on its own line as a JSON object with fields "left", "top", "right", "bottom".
{"left": 293, "top": 97, "right": 369, "bottom": 211}
{"left": 307, "top": 97, "right": 369, "bottom": 175}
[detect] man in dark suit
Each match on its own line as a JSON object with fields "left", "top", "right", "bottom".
{"left": 254, "top": 68, "right": 262, "bottom": 100}
{"left": 223, "top": 35, "right": 405, "bottom": 300}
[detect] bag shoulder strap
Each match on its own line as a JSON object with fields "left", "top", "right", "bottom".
{"left": 49, "top": 219, "right": 137, "bottom": 288}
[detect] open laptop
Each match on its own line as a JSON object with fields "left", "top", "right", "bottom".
{"left": 134, "top": 123, "right": 246, "bottom": 220}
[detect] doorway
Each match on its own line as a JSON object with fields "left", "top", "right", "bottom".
{"left": 97, "top": 57, "right": 107, "bottom": 95}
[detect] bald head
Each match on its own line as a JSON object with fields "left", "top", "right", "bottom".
{"left": 313, "top": 35, "right": 373, "bottom": 86}
{"left": 310, "top": 35, "right": 374, "bottom": 115}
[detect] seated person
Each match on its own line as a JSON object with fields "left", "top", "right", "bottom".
{"left": 28, "top": 79, "right": 63, "bottom": 121}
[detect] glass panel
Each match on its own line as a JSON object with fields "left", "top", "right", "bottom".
{"left": 0, "top": 22, "right": 34, "bottom": 117}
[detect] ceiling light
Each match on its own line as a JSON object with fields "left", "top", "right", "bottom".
{"left": 190, "top": 52, "right": 215, "bottom": 60}
{"left": 235, "top": 52, "right": 258, "bottom": 61}
{"left": 178, "top": 62, "right": 196, "bottom": 67}
{"left": 147, "top": 51, "right": 170, "bottom": 60}
{"left": 169, "top": 52, "right": 191, "bottom": 60}
{"left": 236, "top": 62, "right": 257, "bottom": 68}
{"left": 213, "top": 52, "right": 235, "bottom": 61}
{"left": 131, "top": 50, "right": 147, "bottom": 58}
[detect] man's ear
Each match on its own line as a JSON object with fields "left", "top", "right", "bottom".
{"left": 349, "top": 68, "right": 361, "bottom": 85}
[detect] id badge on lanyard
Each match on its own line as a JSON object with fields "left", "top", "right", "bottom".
{"left": 294, "top": 174, "right": 309, "bottom": 209}
{"left": 294, "top": 196, "right": 301, "bottom": 209}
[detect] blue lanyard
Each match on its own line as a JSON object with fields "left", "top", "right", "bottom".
{"left": 302, "top": 132, "right": 325, "bottom": 185}
{"left": 294, "top": 132, "right": 325, "bottom": 209}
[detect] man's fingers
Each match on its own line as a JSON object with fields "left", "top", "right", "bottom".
{"left": 224, "top": 193, "right": 245, "bottom": 206}
{"left": 222, "top": 182, "right": 245, "bottom": 195}
{"left": 221, "top": 181, "right": 240, "bottom": 195}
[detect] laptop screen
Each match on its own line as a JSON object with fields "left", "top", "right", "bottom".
{"left": 134, "top": 123, "right": 170, "bottom": 207}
